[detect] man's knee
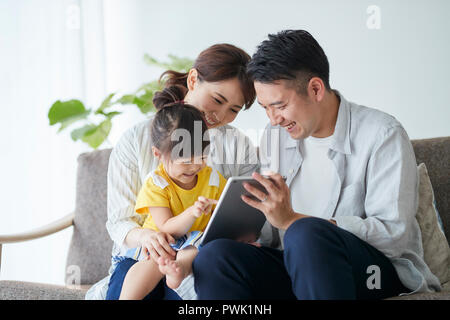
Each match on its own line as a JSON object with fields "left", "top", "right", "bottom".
{"left": 283, "top": 217, "right": 335, "bottom": 252}
{"left": 193, "top": 239, "right": 237, "bottom": 275}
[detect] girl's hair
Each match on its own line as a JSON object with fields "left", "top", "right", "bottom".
{"left": 156, "top": 43, "right": 256, "bottom": 110}
{"left": 151, "top": 89, "right": 210, "bottom": 160}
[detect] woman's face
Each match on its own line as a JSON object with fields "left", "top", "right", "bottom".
{"left": 184, "top": 69, "right": 246, "bottom": 128}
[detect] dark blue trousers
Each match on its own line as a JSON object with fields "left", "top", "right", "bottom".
{"left": 192, "top": 217, "right": 409, "bottom": 299}
{"left": 105, "top": 258, "right": 182, "bottom": 300}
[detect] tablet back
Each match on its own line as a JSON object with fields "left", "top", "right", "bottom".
{"left": 200, "top": 177, "right": 267, "bottom": 246}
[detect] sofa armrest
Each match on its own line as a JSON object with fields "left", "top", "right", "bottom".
{"left": 0, "top": 212, "right": 74, "bottom": 244}
{"left": 0, "top": 212, "right": 74, "bottom": 273}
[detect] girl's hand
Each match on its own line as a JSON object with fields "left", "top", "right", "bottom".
{"left": 191, "top": 196, "right": 218, "bottom": 218}
{"left": 138, "top": 228, "right": 177, "bottom": 262}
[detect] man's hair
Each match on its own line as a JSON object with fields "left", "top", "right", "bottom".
{"left": 247, "top": 30, "right": 331, "bottom": 94}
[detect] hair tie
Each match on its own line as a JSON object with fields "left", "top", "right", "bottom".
{"left": 174, "top": 100, "right": 185, "bottom": 104}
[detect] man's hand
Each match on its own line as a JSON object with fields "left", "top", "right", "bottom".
{"left": 241, "top": 172, "right": 306, "bottom": 230}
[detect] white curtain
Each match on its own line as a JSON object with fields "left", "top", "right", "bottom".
{"left": 0, "top": 0, "right": 109, "bottom": 285}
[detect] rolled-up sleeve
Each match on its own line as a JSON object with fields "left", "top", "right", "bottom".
{"left": 105, "top": 128, "right": 143, "bottom": 247}
{"left": 334, "top": 125, "right": 419, "bottom": 258}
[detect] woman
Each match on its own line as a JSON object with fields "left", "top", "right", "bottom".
{"left": 85, "top": 43, "right": 259, "bottom": 300}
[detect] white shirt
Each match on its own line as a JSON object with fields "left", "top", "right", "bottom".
{"left": 85, "top": 117, "right": 259, "bottom": 300}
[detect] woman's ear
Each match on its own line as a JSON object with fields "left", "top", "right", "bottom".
{"left": 152, "top": 146, "right": 161, "bottom": 159}
{"left": 186, "top": 68, "right": 199, "bottom": 91}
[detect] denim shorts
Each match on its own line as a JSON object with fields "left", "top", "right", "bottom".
{"left": 112, "top": 231, "right": 204, "bottom": 266}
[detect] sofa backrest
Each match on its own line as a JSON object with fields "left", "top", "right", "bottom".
{"left": 66, "top": 137, "right": 450, "bottom": 285}
{"left": 65, "top": 148, "right": 113, "bottom": 285}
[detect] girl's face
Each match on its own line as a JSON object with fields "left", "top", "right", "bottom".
{"left": 154, "top": 147, "right": 207, "bottom": 189}
{"left": 184, "top": 69, "right": 246, "bottom": 128}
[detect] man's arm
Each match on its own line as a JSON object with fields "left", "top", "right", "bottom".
{"left": 332, "top": 125, "right": 418, "bottom": 258}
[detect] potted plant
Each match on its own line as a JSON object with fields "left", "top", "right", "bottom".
{"left": 47, "top": 54, "right": 193, "bottom": 149}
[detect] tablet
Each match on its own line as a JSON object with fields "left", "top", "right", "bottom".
{"left": 199, "top": 176, "right": 271, "bottom": 246}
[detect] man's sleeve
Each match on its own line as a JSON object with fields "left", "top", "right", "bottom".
{"left": 333, "top": 125, "right": 419, "bottom": 258}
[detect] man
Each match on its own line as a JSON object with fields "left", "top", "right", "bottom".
{"left": 192, "top": 30, "right": 441, "bottom": 299}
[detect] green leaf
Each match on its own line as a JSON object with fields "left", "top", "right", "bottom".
{"left": 70, "top": 124, "right": 97, "bottom": 141}
{"left": 134, "top": 91, "right": 156, "bottom": 114}
{"left": 95, "top": 93, "right": 116, "bottom": 114}
{"left": 48, "top": 100, "right": 90, "bottom": 132}
{"left": 116, "top": 94, "right": 136, "bottom": 105}
{"left": 167, "top": 54, "right": 194, "bottom": 72}
{"left": 143, "top": 54, "right": 194, "bottom": 73}
{"left": 74, "top": 119, "right": 112, "bottom": 149}
{"left": 136, "top": 80, "right": 163, "bottom": 93}
{"left": 143, "top": 54, "right": 172, "bottom": 70}
{"left": 103, "top": 111, "right": 122, "bottom": 119}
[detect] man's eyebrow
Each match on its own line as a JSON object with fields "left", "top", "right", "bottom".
{"left": 215, "top": 92, "right": 243, "bottom": 109}
{"left": 257, "top": 100, "right": 285, "bottom": 107}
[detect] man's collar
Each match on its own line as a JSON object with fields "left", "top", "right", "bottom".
{"left": 329, "top": 90, "right": 352, "bottom": 155}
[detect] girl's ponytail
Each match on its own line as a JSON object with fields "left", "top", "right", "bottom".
{"left": 152, "top": 84, "right": 188, "bottom": 111}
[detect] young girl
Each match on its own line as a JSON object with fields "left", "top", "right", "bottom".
{"left": 118, "top": 99, "right": 227, "bottom": 300}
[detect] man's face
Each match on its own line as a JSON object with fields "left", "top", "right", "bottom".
{"left": 255, "top": 80, "right": 320, "bottom": 140}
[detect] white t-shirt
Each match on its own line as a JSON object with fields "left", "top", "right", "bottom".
{"left": 290, "top": 135, "right": 336, "bottom": 218}
{"left": 278, "top": 135, "right": 337, "bottom": 247}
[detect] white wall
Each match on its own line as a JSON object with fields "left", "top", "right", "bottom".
{"left": 0, "top": 0, "right": 449, "bottom": 286}
{"left": 104, "top": 0, "right": 450, "bottom": 143}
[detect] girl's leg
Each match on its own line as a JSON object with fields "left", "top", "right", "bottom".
{"left": 158, "top": 246, "right": 198, "bottom": 289}
{"left": 119, "top": 259, "right": 164, "bottom": 300}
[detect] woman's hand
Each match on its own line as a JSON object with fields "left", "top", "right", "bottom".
{"left": 138, "top": 228, "right": 177, "bottom": 262}
{"left": 241, "top": 172, "right": 306, "bottom": 230}
{"left": 191, "top": 196, "right": 218, "bottom": 218}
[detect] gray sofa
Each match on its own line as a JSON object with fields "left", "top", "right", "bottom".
{"left": 1, "top": 137, "right": 449, "bottom": 300}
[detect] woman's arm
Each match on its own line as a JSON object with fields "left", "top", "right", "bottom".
{"left": 105, "top": 127, "right": 144, "bottom": 247}
{"left": 105, "top": 120, "right": 176, "bottom": 260}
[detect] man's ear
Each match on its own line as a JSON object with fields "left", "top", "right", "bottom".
{"left": 152, "top": 146, "right": 161, "bottom": 159}
{"left": 308, "top": 77, "right": 326, "bottom": 103}
{"left": 186, "top": 68, "right": 199, "bottom": 91}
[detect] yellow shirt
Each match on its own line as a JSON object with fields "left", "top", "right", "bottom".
{"left": 135, "top": 163, "right": 227, "bottom": 232}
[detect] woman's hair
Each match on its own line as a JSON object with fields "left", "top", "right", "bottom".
{"left": 151, "top": 90, "right": 210, "bottom": 160}
{"left": 156, "top": 43, "right": 256, "bottom": 110}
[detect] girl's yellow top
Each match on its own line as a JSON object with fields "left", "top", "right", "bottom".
{"left": 135, "top": 163, "right": 227, "bottom": 232}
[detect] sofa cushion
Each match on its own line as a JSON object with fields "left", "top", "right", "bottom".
{"left": 65, "top": 149, "right": 113, "bottom": 285}
{"left": 0, "top": 280, "right": 88, "bottom": 300}
{"left": 416, "top": 163, "right": 450, "bottom": 285}
{"left": 412, "top": 137, "right": 450, "bottom": 243}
